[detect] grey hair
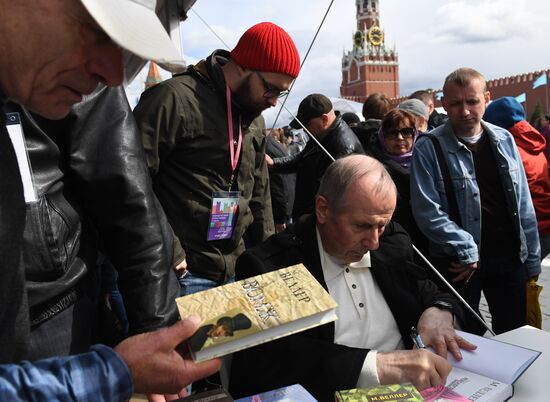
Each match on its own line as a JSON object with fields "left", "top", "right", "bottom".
{"left": 317, "top": 155, "right": 397, "bottom": 212}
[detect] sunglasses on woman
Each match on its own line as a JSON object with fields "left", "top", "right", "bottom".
{"left": 384, "top": 127, "right": 416, "bottom": 139}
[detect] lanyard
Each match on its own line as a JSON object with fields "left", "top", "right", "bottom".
{"left": 226, "top": 83, "right": 242, "bottom": 189}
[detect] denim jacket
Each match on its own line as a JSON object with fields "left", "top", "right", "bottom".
{"left": 410, "top": 120, "right": 541, "bottom": 277}
{"left": 0, "top": 345, "right": 132, "bottom": 401}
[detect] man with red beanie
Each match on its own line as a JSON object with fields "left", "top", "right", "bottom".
{"left": 484, "top": 96, "right": 550, "bottom": 259}
{"left": 134, "top": 22, "right": 301, "bottom": 295}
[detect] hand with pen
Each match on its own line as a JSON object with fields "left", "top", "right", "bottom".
{"left": 376, "top": 308, "right": 478, "bottom": 391}
{"left": 376, "top": 349, "right": 452, "bottom": 391}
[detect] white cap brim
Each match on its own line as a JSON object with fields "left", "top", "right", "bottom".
{"left": 80, "top": 0, "right": 185, "bottom": 72}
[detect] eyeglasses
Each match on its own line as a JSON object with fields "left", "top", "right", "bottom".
{"left": 255, "top": 71, "right": 289, "bottom": 99}
{"left": 384, "top": 127, "right": 416, "bottom": 139}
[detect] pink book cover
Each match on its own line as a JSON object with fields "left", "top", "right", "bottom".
{"left": 420, "top": 384, "right": 471, "bottom": 402}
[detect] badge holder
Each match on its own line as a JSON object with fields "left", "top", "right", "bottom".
{"left": 207, "top": 191, "right": 240, "bottom": 241}
{"left": 5, "top": 112, "right": 37, "bottom": 203}
{"left": 206, "top": 83, "right": 243, "bottom": 241}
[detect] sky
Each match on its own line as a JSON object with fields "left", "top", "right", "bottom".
{"left": 126, "top": 0, "right": 550, "bottom": 127}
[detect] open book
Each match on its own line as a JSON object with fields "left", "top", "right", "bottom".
{"left": 176, "top": 264, "right": 338, "bottom": 362}
{"left": 443, "top": 330, "right": 540, "bottom": 401}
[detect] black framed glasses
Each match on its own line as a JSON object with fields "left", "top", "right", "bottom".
{"left": 384, "top": 127, "right": 416, "bottom": 139}
{"left": 255, "top": 71, "right": 289, "bottom": 99}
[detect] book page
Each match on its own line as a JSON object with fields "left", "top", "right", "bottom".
{"left": 447, "top": 330, "right": 540, "bottom": 384}
{"left": 446, "top": 367, "right": 512, "bottom": 402}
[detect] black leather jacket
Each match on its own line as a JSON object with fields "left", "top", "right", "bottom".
{"left": 5, "top": 85, "right": 179, "bottom": 337}
{"left": 0, "top": 95, "right": 29, "bottom": 363}
{"left": 272, "top": 116, "right": 364, "bottom": 219}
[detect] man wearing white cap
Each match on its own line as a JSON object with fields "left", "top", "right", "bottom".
{"left": 0, "top": 0, "right": 219, "bottom": 400}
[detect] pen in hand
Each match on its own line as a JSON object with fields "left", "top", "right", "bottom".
{"left": 410, "top": 326, "right": 425, "bottom": 349}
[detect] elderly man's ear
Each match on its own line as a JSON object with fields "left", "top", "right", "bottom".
{"left": 315, "top": 196, "right": 330, "bottom": 224}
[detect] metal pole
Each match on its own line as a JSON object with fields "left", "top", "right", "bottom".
{"left": 269, "top": 0, "right": 336, "bottom": 131}
{"left": 413, "top": 245, "right": 495, "bottom": 336}
{"left": 280, "top": 104, "right": 335, "bottom": 162}
{"left": 546, "top": 71, "right": 549, "bottom": 114}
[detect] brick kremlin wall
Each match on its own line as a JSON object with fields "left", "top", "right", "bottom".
{"left": 391, "top": 69, "right": 550, "bottom": 119}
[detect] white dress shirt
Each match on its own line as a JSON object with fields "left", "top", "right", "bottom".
{"left": 316, "top": 228, "right": 405, "bottom": 386}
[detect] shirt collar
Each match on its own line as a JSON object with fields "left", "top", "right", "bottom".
{"left": 315, "top": 226, "right": 371, "bottom": 282}
{"left": 349, "top": 252, "right": 371, "bottom": 269}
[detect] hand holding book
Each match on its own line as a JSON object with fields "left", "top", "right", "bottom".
{"left": 175, "top": 264, "right": 338, "bottom": 362}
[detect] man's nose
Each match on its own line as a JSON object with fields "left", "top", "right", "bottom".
{"left": 86, "top": 43, "right": 124, "bottom": 87}
{"left": 361, "top": 230, "right": 380, "bottom": 251}
{"left": 266, "top": 95, "right": 278, "bottom": 107}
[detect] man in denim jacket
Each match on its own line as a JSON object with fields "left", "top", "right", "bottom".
{"left": 410, "top": 68, "right": 541, "bottom": 334}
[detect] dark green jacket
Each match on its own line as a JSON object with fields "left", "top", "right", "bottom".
{"left": 134, "top": 50, "right": 274, "bottom": 282}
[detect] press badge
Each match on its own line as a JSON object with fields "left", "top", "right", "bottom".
{"left": 5, "top": 112, "right": 37, "bottom": 203}
{"left": 207, "top": 191, "right": 240, "bottom": 241}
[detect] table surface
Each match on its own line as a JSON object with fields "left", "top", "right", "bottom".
{"left": 492, "top": 325, "right": 550, "bottom": 402}
{"left": 130, "top": 326, "right": 549, "bottom": 402}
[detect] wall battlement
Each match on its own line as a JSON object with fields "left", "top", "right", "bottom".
{"left": 389, "top": 69, "right": 550, "bottom": 118}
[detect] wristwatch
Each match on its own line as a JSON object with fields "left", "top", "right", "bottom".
{"left": 432, "top": 300, "right": 455, "bottom": 326}
{"left": 431, "top": 300, "right": 454, "bottom": 314}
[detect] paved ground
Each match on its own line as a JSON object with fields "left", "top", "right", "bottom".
{"left": 479, "top": 255, "right": 550, "bottom": 333}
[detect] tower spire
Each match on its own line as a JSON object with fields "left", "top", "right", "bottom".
{"left": 356, "top": 0, "right": 380, "bottom": 31}
{"left": 145, "top": 61, "right": 163, "bottom": 90}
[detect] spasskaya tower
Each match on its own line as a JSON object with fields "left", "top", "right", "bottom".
{"left": 340, "top": 0, "right": 399, "bottom": 102}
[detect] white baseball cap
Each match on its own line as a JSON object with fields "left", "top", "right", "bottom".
{"left": 80, "top": 0, "right": 185, "bottom": 71}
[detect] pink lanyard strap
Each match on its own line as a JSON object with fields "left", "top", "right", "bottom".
{"left": 226, "top": 83, "right": 243, "bottom": 187}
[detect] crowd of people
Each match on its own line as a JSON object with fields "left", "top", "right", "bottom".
{"left": 0, "top": 1, "right": 549, "bottom": 402}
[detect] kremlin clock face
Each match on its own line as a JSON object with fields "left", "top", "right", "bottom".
{"left": 353, "top": 30, "right": 364, "bottom": 48}
{"left": 367, "top": 26, "right": 384, "bottom": 46}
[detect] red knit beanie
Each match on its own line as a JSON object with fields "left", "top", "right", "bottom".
{"left": 230, "top": 22, "right": 300, "bottom": 78}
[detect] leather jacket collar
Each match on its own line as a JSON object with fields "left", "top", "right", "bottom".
{"left": 0, "top": 87, "right": 6, "bottom": 117}
{"left": 197, "top": 49, "right": 257, "bottom": 128}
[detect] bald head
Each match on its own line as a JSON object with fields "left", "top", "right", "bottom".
{"left": 315, "top": 155, "right": 397, "bottom": 262}
{"left": 316, "top": 155, "right": 397, "bottom": 213}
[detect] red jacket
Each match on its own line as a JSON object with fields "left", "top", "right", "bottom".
{"left": 509, "top": 121, "right": 550, "bottom": 236}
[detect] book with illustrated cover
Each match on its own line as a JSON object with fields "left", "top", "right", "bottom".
{"left": 335, "top": 383, "right": 424, "bottom": 401}
{"left": 439, "top": 330, "right": 540, "bottom": 402}
{"left": 176, "top": 264, "right": 338, "bottom": 362}
{"left": 235, "top": 384, "right": 317, "bottom": 402}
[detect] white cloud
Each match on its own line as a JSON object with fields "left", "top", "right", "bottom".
{"left": 127, "top": 0, "right": 550, "bottom": 109}
{"left": 434, "top": 0, "right": 539, "bottom": 43}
